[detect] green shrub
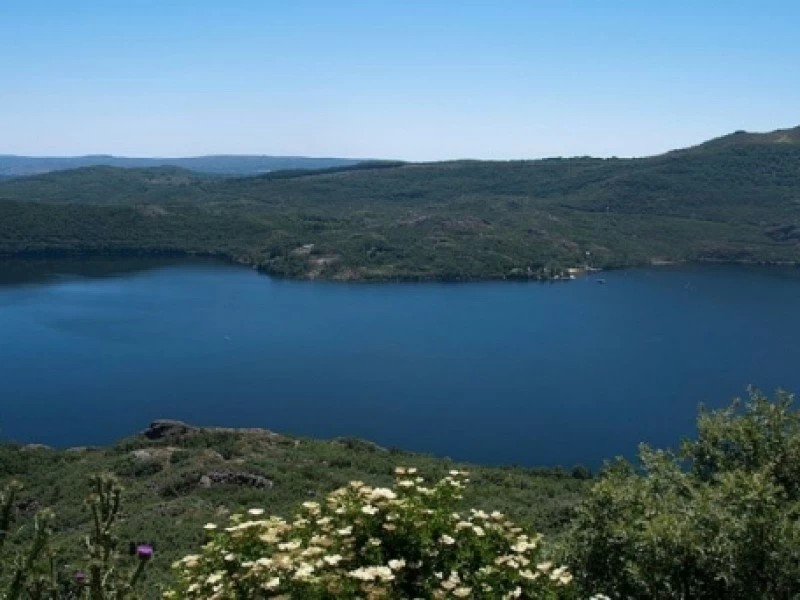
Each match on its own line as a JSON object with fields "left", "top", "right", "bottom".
{"left": 567, "top": 388, "right": 800, "bottom": 599}
{"left": 167, "top": 469, "right": 577, "bottom": 599}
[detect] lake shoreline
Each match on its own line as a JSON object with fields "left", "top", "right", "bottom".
{"left": 3, "top": 247, "right": 800, "bottom": 284}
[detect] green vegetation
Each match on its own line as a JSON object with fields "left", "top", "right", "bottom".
{"left": 1, "top": 126, "right": 799, "bottom": 281}
{"left": 567, "top": 388, "right": 800, "bottom": 599}
{"left": 3, "top": 388, "right": 800, "bottom": 598}
{"left": 1, "top": 475, "right": 151, "bottom": 598}
{"left": 0, "top": 422, "right": 587, "bottom": 598}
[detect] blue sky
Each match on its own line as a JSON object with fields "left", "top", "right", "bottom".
{"left": 1, "top": 0, "right": 798, "bottom": 160}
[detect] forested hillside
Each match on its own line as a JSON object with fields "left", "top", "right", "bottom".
{"left": 1, "top": 127, "right": 798, "bottom": 280}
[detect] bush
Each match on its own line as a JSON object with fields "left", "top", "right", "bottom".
{"left": 567, "top": 388, "right": 800, "bottom": 599}
{"left": 167, "top": 469, "right": 577, "bottom": 599}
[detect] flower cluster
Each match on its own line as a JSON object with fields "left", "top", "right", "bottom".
{"left": 166, "top": 469, "right": 575, "bottom": 599}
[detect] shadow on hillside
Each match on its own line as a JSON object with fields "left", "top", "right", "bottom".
{"left": 0, "top": 255, "right": 226, "bottom": 286}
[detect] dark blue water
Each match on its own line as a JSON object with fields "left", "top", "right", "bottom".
{"left": 2, "top": 257, "right": 799, "bottom": 467}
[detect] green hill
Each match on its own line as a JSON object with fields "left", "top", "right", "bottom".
{"left": 1, "top": 127, "right": 799, "bottom": 280}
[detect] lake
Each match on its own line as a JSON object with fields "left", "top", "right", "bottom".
{"left": 1, "top": 257, "right": 799, "bottom": 468}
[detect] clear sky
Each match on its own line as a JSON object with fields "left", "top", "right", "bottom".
{"left": 1, "top": 0, "right": 798, "bottom": 160}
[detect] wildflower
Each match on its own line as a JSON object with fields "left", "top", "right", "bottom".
{"left": 361, "top": 505, "right": 379, "bottom": 515}
{"left": 394, "top": 467, "right": 407, "bottom": 475}
{"left": 337, "top": 526, "right": 353, "bottom": 536}
{"left": 293, "top": 563, "right": 315, "bottom": 580}
{"left": 278, "top": 540, "right": 301, "bottom": 551}
{"left": 388, "top": 559, "right": 406, "bottom": 570}
{"left": 453, "top": 587, "right": 472, "bottom": 597}
{"left": 397, "top": 479, "right": 415, "bottom": 488}
{"left": 224, "top": 553, "right": 236, "bottom": 561}
{"left": 248, "top": 508, "right": 265, "bottom": 516}
{"left": 75, "top": 571, "right": 88, "bottom": 585}
{"left": 370, "top": 487, "right": 397, "bottom": 500}
{"left": 264, "top": 577, "right": 280, "bottom": 590}
{"left": 206, "top": 572, "right": 224, "bottom": 585}
{"left": 440, "top": 534, "right": 455, "bottom": 545}
{"left": 203, "top": 523, "right": 217, "bottom": 530}
{"left": 136, "top": 544, "right": 154, "bottom": 560}
{"left": 550, "top": 566, "right": 568, "bottom": 579}
{"left": 511, "top": 541, "right": 532, "bottom": 553}
{"left": 323, "top": 554, "right": 343, "bottom": 566}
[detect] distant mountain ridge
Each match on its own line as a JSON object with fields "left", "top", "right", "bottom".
{"left": 0, "top": 154, "right": 364, "bottom": 177}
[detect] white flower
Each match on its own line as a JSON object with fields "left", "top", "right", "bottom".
{"left": 440, "top": 534, "right": 455, "bottom": 545}
{"left": 388, "top": 559, "right": 406, "bottom": 570}
{"left": 278, "top": 540, "right": 301, "bottom": 551}
{"left": 248, "top": 508, "right": 265, "bottom": 516}
{"left": 206, "top": 572, "right": 224, "bottom": 584}
{"left": 264, "top": 577, "right": 280, "bottom": 590}
{"left": 361, "top": 504, "right": 379, "bottom": 515}
{"left": 203, "top": 523, "right": 217, "bottom": 530}
{"left": 370, "top": 487, "right": 397, "bottom": 500}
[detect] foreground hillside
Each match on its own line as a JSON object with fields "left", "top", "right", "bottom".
{"left": 0, "top": 420, "right": 587, "bottom": 594}
{"left": 1, "top": 127, "right": 799, "bottom": 280}
{"left": 3, "top": 389, "right": 799, "bottom": 598}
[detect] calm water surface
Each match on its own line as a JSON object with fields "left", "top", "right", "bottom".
{"left": 2, "top": 257, "right": 799, "bottom": 467}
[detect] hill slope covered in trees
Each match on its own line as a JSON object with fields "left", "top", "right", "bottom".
{"left": 1, "top": 127, "right": 798, "bottom": 281}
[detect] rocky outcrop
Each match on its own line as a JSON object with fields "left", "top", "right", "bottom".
{"left": 142, "top": 419, "right": 279, "bottom": 441}
{"left": 144, "top": 420, "right": 198, "bottom": 440}
{"left": 198, "top": 471, "right": 273, "bottom": 489}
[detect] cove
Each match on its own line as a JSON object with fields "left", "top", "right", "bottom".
{"left": 1, "top": 257, "right": 799, "bottom": 468}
